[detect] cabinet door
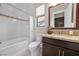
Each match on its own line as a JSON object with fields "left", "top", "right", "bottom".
{"left": 62, "top": 48, "right": 79, "bottom": 56}
{"left": 43, "top": 43, "right": 60, "bottom": 56}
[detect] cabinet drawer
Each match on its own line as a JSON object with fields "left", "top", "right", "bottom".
{"left": 62, "top": 48, "right": 79, "bottom": 56}
{"left": 43, "top": 43, "right": 60, "bottom": 56}
{"left": 43, "top": 37, "right": 79, "bottom": 52}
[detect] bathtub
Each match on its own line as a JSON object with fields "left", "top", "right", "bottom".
{"left": 0, "top": 37, "right": 30, "bottom": 56}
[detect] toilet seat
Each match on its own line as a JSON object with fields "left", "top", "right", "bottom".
{"left": 29, "top": 42, "right": 40, "bottom": 48}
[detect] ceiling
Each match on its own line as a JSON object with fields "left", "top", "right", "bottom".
{"left": 0, "top": 3, "right": 46, "bottom": 20}
{"left": 9, "top": 3, "right": 45, "bottom": 16}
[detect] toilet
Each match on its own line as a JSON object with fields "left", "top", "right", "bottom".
{"left": 29, "top": 34, "right": 42, "bottom": 56}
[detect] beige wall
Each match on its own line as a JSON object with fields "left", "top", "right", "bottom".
{"left": 33, "top": 4, "right": 49, "bottom": 41}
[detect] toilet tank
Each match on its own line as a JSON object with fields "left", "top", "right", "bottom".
{"left": 36, "top": 33, "right": 42, "bottom": 42}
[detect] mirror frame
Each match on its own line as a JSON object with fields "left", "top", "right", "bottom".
{"left": 48, "top": 3, "right": 78, "bottom": 29}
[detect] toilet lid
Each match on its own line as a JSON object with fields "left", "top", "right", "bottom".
{"left": 29, "top": 42, "right": 40, "bottom": 48}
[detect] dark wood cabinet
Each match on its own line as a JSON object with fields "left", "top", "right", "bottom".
{"left": 62, "top": 48, "right": 79, "bottom": 56}
{"left": 43, "top": 43, "right": 60, "bottom": 56}
{"left": 43, "top": 37, "right": 79, "bottom": 56}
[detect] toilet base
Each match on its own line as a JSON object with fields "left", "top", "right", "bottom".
{"left": 30, "top": 47, "right": 41, "bottom": 56}
{"left": 29, "top": 42, "right": 42, "bottom": 56}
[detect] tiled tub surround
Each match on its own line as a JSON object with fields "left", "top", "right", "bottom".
{"left": 48, "top": 30, "right": 79, "bottom": 36}
{"left": 0, "top": 37, "right": 30, "bottom": 56}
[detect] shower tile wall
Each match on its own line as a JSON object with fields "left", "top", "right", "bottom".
{"left": 0, "top": 3, "right": 28, "bottom": 20}
{"left": 0, "top": 3, "right": 30, "bottom": 42}
{"left": 0, "top": 16, "right": 30, "bottom": 42}
{"left": 49, "top": 29, "right": 79, "bottom": 36}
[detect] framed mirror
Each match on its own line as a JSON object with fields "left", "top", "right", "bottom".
{"left": 49, "top": 3, "right": 77, "bottom": 29}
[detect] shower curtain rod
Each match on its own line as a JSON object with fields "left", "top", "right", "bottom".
{"left": 0, "top": 13, "right": 29, "bottom": 21}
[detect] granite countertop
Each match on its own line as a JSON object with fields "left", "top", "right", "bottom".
{"left": 42, "top": 34, "right": 79, "bottom": 43}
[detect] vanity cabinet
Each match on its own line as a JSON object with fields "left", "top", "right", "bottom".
{"left": 43, "top": 37, "right": 79, "bottom": 56}
{"left": 43, "top": 43, "right": 60, "bottom": 56}
{"left": 62, "top": 48, "right": 79, "bottom": 56}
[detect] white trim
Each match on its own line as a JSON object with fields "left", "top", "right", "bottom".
{"left": 52, "top": 10, "right": 65, "bottom": 15}
{"left": 73, "top": 3, "right": 77, "bottom": 27}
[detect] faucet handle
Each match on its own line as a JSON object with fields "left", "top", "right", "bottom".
{"left": 69, "top": 30, "right": 74, "bottom": 36}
